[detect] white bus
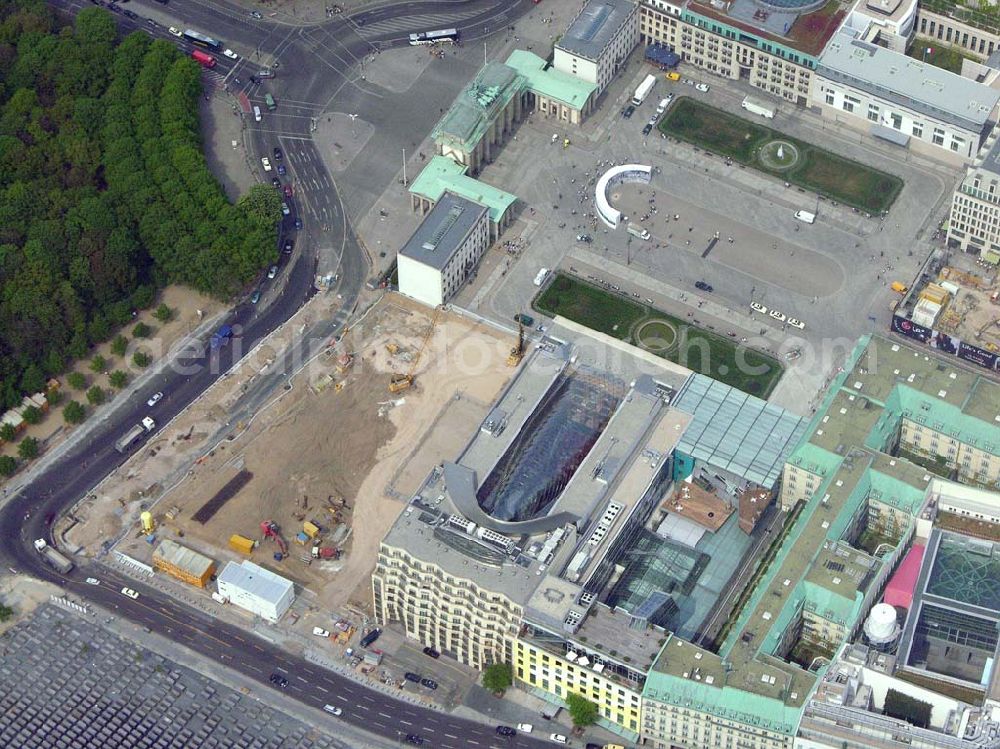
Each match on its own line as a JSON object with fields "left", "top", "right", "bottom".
{"left": 409, "top": 28, "right": 459, "bottom": 46}
{"left": 533, "top": 268, "right": 550, "bottom": 287}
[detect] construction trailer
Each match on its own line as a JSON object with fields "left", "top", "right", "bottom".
{"left": 153, "top": 539, "right": 216, "bottom": 588}
{"left": 229, "top": 534, "right": 256, "bottom": 555}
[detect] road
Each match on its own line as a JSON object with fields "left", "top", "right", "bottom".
{"left": 3, "top": 1, "right": 551, "bottom": 748}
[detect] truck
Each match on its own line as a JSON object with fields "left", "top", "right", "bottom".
{"left": 115, "top": 424, "right": 146, "bottom": 453}
{"left": 627, "top": 223, "right": 651, "bottom": 240}
{"left": 210, "top": 324, "right": 234, "bottom": 350}
{"left": 533, "top": 268, "right": 550, "bottom": 287}
{"left": 360, "top": 627, "right": 382, "bottom": 648}
{"left": 264, "top": 93, "right": 277, "bottom": 111}
{"left": 793, "top": 210, "right": 815, "bottom": 224}
{"left": 191, "top": 49, "right": 217, "bottom": 68}
{"left": 632, "top": 74, "right": 657, "bottom": 106}
{"left": 33, "top": 539, "right": 74, "bottom": 574}
{"left": 741, "top": 95, "right": 775, "bottom": 119}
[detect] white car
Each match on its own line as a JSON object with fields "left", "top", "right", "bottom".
{"left": 146, "top": 392, "right": 163, "bottom": 407}
{"left": 517, "top": 723, "right": 533, "bottom": 733}
{"left": 85, "top": 577, "right": 100, "bottom": 586}
{"left": 323, "top": 704, "right": 343, "bottom": 716}
{"left": 168, "top": 26, "right": 182, "bottom": 37}
{"left": 695, "top": 82, "right": 710, "bottom": 92}
{"left": 267, "top": 265, "right": 278, "bottom": 279}
{"left": 750, "top": 301, "right": 767, "bottom": 314}
{"left": 769, "top": 309, "right": 787, "bottom": 322}
{"left": 312, "top": 627, "right": 330, "bottom": 637}
{"left": 549, "top": 735, "right": 568, "bottom": 745}
{"left": 787, "top": 318, "right": 806, "bottom": 330}
{"left": 281, "top": 202, "right": 290, "bottom": 216}
{"left": 261, "top": 157, "right": 272, "bottom": 172}
{"left": 223, "top": 48, "right": 239, "bottom": 60}
{"left": 121, "top": 587, "right": 139, "bottom": 600}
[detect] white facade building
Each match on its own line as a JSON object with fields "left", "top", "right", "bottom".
{"left": 216, "top": 560, "right": 294, "bottom": 623}
{"left": 397, "top": 192, "right": 490, "bottom": 308}
{"left": 948, "top": 129, "right": 1000, "bottom": 259}
{"left": 554, "top": 0, "right": 639, "bottom": 97}
{"left": 813, "top": 28, "right": 1000, "bottom": 163}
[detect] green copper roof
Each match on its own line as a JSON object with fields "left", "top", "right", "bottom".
{"left": 504, "top": 50, "right": 597, "bottom": 110}
{"left": 408, "top": 156, "right": 517, "bottom": 224}
{"left": 431, "top": 61, "right": 526, "bottom": 153}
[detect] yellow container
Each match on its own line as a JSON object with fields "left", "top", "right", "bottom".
{"left": 228, "top": 534, "right": 255, "bottom": 555}
{"left": 890, "top": 281, "right": 908, "bottom": 294}
{"left": 303, "top": 521, "right": 320, "bottom": 539}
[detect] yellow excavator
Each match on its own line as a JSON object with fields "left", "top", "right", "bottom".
{"left": 389, "top": 308, "right": 440, "bottom": 393}
{"left": 507, "top": 322, "right": 525, "bottom": 367}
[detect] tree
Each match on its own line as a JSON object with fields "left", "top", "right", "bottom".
{"left": 0, "top": 423, "right": 16, "bottom": 443}
{"left": 108, "top": 370, "right": 128, "bottom": 389}
{"left": 47, "top": 390, "right": 64, "bottom": 407}
{"left": 21, "top": 406, "right": 42, "bottom": 425}
{"left": 884, "top": 689, "right": 931, "bottom": 729}
{"left": 17, "top": 437, "right": 39, "bottom": 460}
{"left": 20, "top": 364, "right": 46, "bottom": 395}
{"left": 132, "top": 321, "right": 152, "bottom": 338}
{"left": 110, "top": 334, "right": 128, "bottom": 357}
{"left": 481, "top": 663, "right": 513, "bottom": 694}
{"left": 67, "top": 372, "right": 86, "bottom": 390}
{"left": 0, "top": 603, "right": 13, "bottom": 622}
{"left": 565, "top": 693, "right": 599, "bottom": 729}
{"left": 0, "top": 456, "right": 16, "bottom": 477}
{"left": 63, "top": 401, "right": 86, "bottom": 424}
{"left": 153, "top": 303, "right": 173, "bottom": 323}
{"left": 90, "top": 355, "right": 107, "bottom": 374}
{"left": 86, "top": 386, "right": 105, "bottom": 405}
{"left": 132, "top": 351, "right": 151, "bottom": 368}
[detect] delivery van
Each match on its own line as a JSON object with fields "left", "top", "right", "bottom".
{"left": 793, "top": 210, "right": 815, "bottom": 224}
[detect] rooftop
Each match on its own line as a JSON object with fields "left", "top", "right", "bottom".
{"left": 217, "top": 560, "right": 293, "bottom": 605}
{"left": 504, "top": 50, "right": 597, "bottom": 110}
{"left": 152, "top": 539, "right": 215, "bottom": 578}
{"left": 557, "top": 0, "right": 636, "bottom": 62}
{"left": 431, "top": 61, "right": 525, "bottom": 153}
{"left": 408, "top": 156, "right": 518, "bottom": 224}
{"left": 817, "top": 31, "right": 1000, "bottom": 129}
{"left": 398, "top": 192, "right": 487, "bottom": 271}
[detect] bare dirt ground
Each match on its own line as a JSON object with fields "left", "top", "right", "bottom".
{"left": 1, "top": 286, "right": 224, "bottom": 466}
{"left": 67, "top": 294, "right": 514, "bottom": 617}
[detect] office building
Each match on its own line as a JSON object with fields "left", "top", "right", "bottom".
{"left": 396, "top": 192, "right": 490, "bottom": 308}
{"left": 554, "top": 0, "right": 640, "bottom": 96}
{"left": 948, "top": 129, "right": 1000, "bottom": 259}
{"left": 216, "top": 560, "right": 294, "bottom": 623}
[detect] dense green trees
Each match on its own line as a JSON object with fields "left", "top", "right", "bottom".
{"left": 0, "top": 1, "right": 279, "bottom": 411}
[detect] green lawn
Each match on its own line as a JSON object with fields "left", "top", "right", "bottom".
{"left": 908, "top": 38, "right": 974, "bottom": 74}
{"left": 534, "top": 274, "right": 783, "bottom": 397}
{"left": 660, "top": 98, "right": 903, "bottom": 213}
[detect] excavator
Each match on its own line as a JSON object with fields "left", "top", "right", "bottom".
{"left": 507, "top": 322, "right": 525, "bottom": 367}
{"left": 389, "top": 308, "right": 440, "bottom": 393}
{"left": 260, "top": 520, "right": 288, "bottom": 561}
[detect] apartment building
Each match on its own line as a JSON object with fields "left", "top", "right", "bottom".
{"left": 916, "top": 7, "right": 1000, "bottom": 60}
{"left": 396, "top": 192, "right": 490, "bottom": 308}
{"left": 554, "top": 0, "right": 639, "bottom": 96}
{"left": 638, "top": 0, "right": 828, "bottom": 105}
{"left": 948, "top": 130, "right": 1000, "bottom": 259}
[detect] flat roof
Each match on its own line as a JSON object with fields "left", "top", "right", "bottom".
{"left": 818, "top": 31, "right": 1000, "bottom": 129}
{"left": 408, "top": 156, "right": 517, "bottom": 224}
{"left": 399, "top": 192, "right": 487, "bottom": 271}
{"left": 557, "top": 0, "right": 635, "bottom": 62}
{"left": 217, "top": 560, "right": 293, "bottom": 605}
{"left": 152, "top": 539, "right": 214, "bottom": 578}
{"left": 504, "top": 50, "right": 597, "bottom": 110}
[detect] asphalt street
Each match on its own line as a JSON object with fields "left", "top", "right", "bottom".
{"left": 3, "top": 1, "right": 550, "bottom": 747}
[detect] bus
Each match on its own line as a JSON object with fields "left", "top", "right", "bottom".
{"left": 183, "top": 29, "right": 222, "bottom": 51}
{"left": 408, "top": 28, "right": 458, "bottom": 46}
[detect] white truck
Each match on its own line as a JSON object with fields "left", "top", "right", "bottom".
{"left": 33, "top": 539, "right": 74, "bottom": 574}
{"left": 794, "top": 210, "right": 816, "bottom": 224}
{"left": 741, "top": 95, "right": 775, "bottom": 119}
{"left": 627, "top": 223, "right": 651, "bottom": 240}
{"left": 632, "top": 74, "right": 657, "bottom": 106}
{"left": 114, "top": 417, "right": 156, "bottom": 454}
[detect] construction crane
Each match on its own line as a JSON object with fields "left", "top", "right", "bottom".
{"left": 389, "top": 308, "right": 440, "bottom": 393}
{"left": 260, "top": 520, "right": 288, "bottom": 561}
{"left": 507, "top": 322, "right": 525, "bottom": 367}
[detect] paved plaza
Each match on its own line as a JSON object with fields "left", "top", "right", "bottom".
{"left": 0, "top": 605, "right": 344, "bottom": 749}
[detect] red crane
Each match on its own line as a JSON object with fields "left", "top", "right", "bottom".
{"left": 260, "top": 521, "right": 288, "bottom": 560}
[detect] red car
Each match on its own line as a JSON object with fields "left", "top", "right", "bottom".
{"left": 283, "top": 184, "right": 293, "bottom": 198}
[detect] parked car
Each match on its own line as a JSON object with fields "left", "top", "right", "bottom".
{"left": 283, "top": 184, "right": 293, "bottom": 198}
{"left": 283, "top": 240, "right": 294, "bottom": 254}
{"left": 273, "top": 147, "right": 283, "bottom": 161}
{"left": 695, "top": 280, "right": 713, "bottom": 292}
{"left": 146, "top": 18, "right": 157, "bottom": 27}
{"left": 323, "top": 704, "right": 342, "bottom": 716}
{"left": 277, "top": 164, "right": 286, "bottom": 176}
{"left": 422, "top": 647, "right": 440, "bottom": 658}
{"left": 404, "top": 672, "right": 422, "bottom": 683}
{"left": 405, "top": 736, "right": 424, "bottom": 746}
{"left": 496, "top": 726, "right": 516, "bottom": 737}
{"left": 294, "top": 218, "right": 303, "bottom": 230}
{"left": 514, "top": 313, "right": 534, "bottom": 327}
{"left": 549, "top": 735, "right": 568, "bottom": 745}
{"left": 769, "top": 309, "right": 787, "bottom": 322}
{"left": 622, "top": 104, "right": 635, "bottom": 118}
{"left": 267, "top": 265, "right": 278, "bottom": 279}
{"left": 85, "top": 577, "right": 100, "bottom": 586}
{"left": 271, "top": 177, "right": 281, "bottom": 188}
{"left": 518, "top": 723, "right": 534, "bottom": 733}
{"left": 146, "top": 392, "right": 163, "bottom": 407}
{"left": 250, "top": 10, "right": 263, "bottom": 18}
{"left": 250, "top": 289, "right": 260, "bottom": 305}
{"left": 281, "top": 202, "right": 290, "bottom": 216}
{"left": 421, "top": 678, "right": 438, "bottom": 690}
{"left": 261, "top": 157, "right": 272, "bottom": 172}
{"left": 269, "top": 673, "right": 288, "bottom": 688}
{"left": 642, "top": 123, "right": 653, "bottom": 136}
{"left": 695, "top": 82, "right": 710, "bottom": 92}
{"left": 750, "top": 301, "right": 767, "bottom": 314}
{"left": 120, "top": 587, "right": 139, "bottom": 600}
{"left": 312, "top": 627, "right": 330, "bottom": 637}
{"left": 788, "top": 318, "right": 806, "bottom": 329}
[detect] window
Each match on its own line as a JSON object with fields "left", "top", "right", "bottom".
{"left": 933, "top": 128, "right": 946, "bottom": 146}
{"left": 867, "top": 104, "right": 879, "bottom": 122}
{"left": 912, "top": 122, "right": 923, "bottom": 138}
{"left": 952, "top": 136, "right": 966, "bottom": 153}
{"left": 825, "top": 91, "right": 835, "bottom": 106}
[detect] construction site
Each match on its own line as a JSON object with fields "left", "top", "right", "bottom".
{"left": 64, "top": 294, "right": 519, "bottom": 616}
